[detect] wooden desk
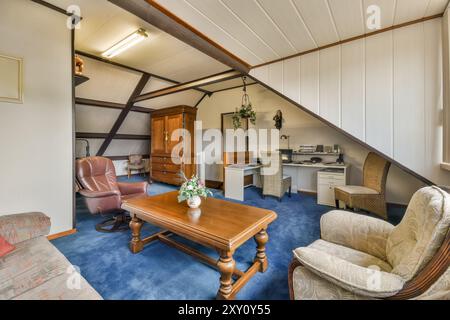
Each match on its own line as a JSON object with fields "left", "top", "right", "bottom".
{"left": 224, "top": 164, "right": 262, "bottom": 201}
{"left": 283, "top": 163, "right": 350, "bottom": 194}
{"left": 122, "top": 191, "right": 277, "bottom": 300}
{"left": 224, "top": 162, "right": 350, "bottom": 201}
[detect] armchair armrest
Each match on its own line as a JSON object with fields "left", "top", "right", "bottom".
{"left": 78, "top": 189, "right": 120, "bottom": 198}
{"left": 0, "top": 212, "right": 51, "bottom": 245}
{"left": 118, "top": 181, "right": 148, "bottom": 196}
{"left": 293, "top": 247, "right": 405, "bottom": 298}
{"left": 320, "top": 210, "right": 394, "bottom": 261}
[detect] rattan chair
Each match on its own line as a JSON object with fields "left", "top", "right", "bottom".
{"left": 261, "top": 152, "right": 292, "bottom": 202}
{"left": 334, "top": 152, "right": 391, "bottom": 219}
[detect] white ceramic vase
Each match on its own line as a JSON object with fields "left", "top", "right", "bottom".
{"left": 187, "top": 195, "right": 201, "bottom": 209}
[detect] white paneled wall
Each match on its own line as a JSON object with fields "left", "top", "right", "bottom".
{"left": 365, "top": 31, "right": 393, "bottom": 157}
{"left": 341, "top": 40, "right": 365, "bottom": 141}
{"left": 319, "top": 46, "right": 341, "bottom": 126}
{"left": 300, "top": 52, "right": 320, "bottom": 114}
{"left": 250, "top": 19, "right": 450, "bottom": 186}
{"left": 393, "top": 23, "right": 425, "bottom": 174}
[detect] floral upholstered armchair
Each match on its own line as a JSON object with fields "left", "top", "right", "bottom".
{"left": 289, "top": 186, "right": 449, "bottom": 300}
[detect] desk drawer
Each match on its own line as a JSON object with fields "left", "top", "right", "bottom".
{"left": 318, "top": 173, "right": 345, "bottom": 185}
{"left": 152, "top": 163, "right": 181, "bottom": 173}
{"left": 318, "top": 179, "right": 345, "bottom": 187}
{"left": 152, "top": 156, "right": 172, "bottom": 164}
{"left": 152, "top": 170, "right": 183, "bottom": 185}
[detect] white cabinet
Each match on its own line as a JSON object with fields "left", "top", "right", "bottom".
{"left": 317, "top": 169, "right": 347, "bottom": 206}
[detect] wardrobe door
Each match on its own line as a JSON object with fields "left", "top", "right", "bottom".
{"left": 151, "top": 116, "right": 166, "bottom": 156}
{"left": 165, "top": 113, "right": 183, "bottom": 154}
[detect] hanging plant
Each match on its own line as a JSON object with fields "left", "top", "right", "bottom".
{"left": 232, "top": 77, "right": 256, "bottom": 129}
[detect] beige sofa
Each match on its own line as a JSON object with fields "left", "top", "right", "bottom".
{"left": 0, "top": 212, "right": 102, "bottom": 300}
{"left": 290, "top": 186, "right": 449, "bottom": 300}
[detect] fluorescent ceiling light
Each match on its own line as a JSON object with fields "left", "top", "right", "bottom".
{"left": 102, "top": 28, "right": 148, "bottom": 59}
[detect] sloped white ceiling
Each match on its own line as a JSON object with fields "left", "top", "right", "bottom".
{"left": 46, "top": 0, "right": 229, "bottom": 82}
{"left": 155, "top": 0, "right": 448, "bottom": 66}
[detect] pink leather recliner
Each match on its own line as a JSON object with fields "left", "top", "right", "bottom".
{"left": 76, "top": 157, "right": 148, "bottom": 232}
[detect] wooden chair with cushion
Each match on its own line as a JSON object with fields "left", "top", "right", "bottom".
{"left": 289, "top": 186, "right": 450, "bottom": 300}
{"left": 127, "top": 154, "right": 146, "bottom": 179}
{"left": 334, "top": 152, "right": 391, "bottom": 219}
{"left": 260, "top": 152, "right": 292, "bottom": 202}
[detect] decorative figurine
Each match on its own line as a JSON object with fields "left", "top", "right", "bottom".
{"left": 273, "top": 110, "right": 283, "bottom": 130}
{"left": 75, "top": 55, "right": 84, "bottom": 75}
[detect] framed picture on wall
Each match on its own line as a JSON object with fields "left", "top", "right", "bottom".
{"left": 0, "top": 54, "right": 23, "bottom": 104}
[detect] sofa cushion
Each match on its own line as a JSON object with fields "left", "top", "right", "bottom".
{"left": 292, "top": 265, "right": 375, "bottom": 300}
{"left": 0, "top": 212, "right": 50, "bottom": 245}
{"left": 0, "top": 236, "right": 15, "bottom": 258}
{"left": 293, "top": 247, "right": 405, "bottom": 298}
{"left": 320, "top": 211, "right": 394, "bottom": 261}
{"left": 12, "top": 273, "right": 102, "bottom": 300}
{"left": 386, "top": 187, "right": 449, "bottom": 281}
{"left": 0, "top": 236, "right": 101, "bottom": 300}
{"left": 334, "top": 186, "right": 379, "bottom": 195}
{"left": 309, "top": 239, "right": 392, "bottom": 272}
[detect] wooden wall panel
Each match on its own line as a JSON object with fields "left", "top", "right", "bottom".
{"left": 365, "top": 31, "right": 393, "bottom": 157}
{"left": 319, "top": 46, "right": 341, "bottom": 126}
{"left": 282, "top": 57, "right": 300, "bottom": 102}
{"left": 393, "top": 23, "right": 425, "bottom": 174}
{"left": 300, "top": 52, "right": 320, "bottom": 114}
{"left": 341, "top": 39, "right": 365, "bottom": 141}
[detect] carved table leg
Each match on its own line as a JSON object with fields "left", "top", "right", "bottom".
{"left": 216, "top": 250, "right": 235, "bottom": 300}
{"left": 254, "top": 229, "right": 269, "bottom": 272}
{"left": 129, "top": 215, "right": 144, "bottom": 253}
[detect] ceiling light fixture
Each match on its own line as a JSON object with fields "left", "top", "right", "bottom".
{"left": 101, "top": 28, "right": 148, "bottom": 59}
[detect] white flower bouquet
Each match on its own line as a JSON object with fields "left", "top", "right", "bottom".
{"left": 178, "top": 173, "right": 213, "bottom": 208}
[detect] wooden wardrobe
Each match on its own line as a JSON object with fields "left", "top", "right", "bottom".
{"left": 150, "top": 106, "right": 196, "bottom": 186}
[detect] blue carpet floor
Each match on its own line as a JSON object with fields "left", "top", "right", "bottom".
{"left": 52, "top": 176, "right": 405, "bottom": 300}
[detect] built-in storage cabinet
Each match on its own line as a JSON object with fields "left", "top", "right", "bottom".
{"left": 150, "top": 106, "right": 196, "bottom": 186}
{"left": 317, "top": 169, "right": 347, "bottom": 206}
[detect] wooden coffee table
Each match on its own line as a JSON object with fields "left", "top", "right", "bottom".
{"left": 121, "top": 191, "right": 277, "bottom": 300}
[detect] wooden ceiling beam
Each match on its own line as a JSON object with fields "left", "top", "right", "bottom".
{"left": 210, "top": 82, "right": 258, "bottom": 94}
{"left": 108, "top": 0, "right": 251, "bottom": 73}
{"left": 194, "top": 93, "right": 210, "bottom": 108}
{"left": 77, "top": 133, "right": 150, "bottom": 140}
{"left": 31, "top": 0, "right": 81, "bottom": 19}
{"left": 106, "top": 155, "right": 150, "bottom": 161}
{"left": 135, "top": 70, "right": 242, "bottom": 103}
{"left": 96, "top": 74, "right": 151, "bottom": 156}
{"left": 75, "top": 50, "right": 212, "bottom": 96}
{"left": 75, "top": 97, "right": 154, "bottom": 113}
